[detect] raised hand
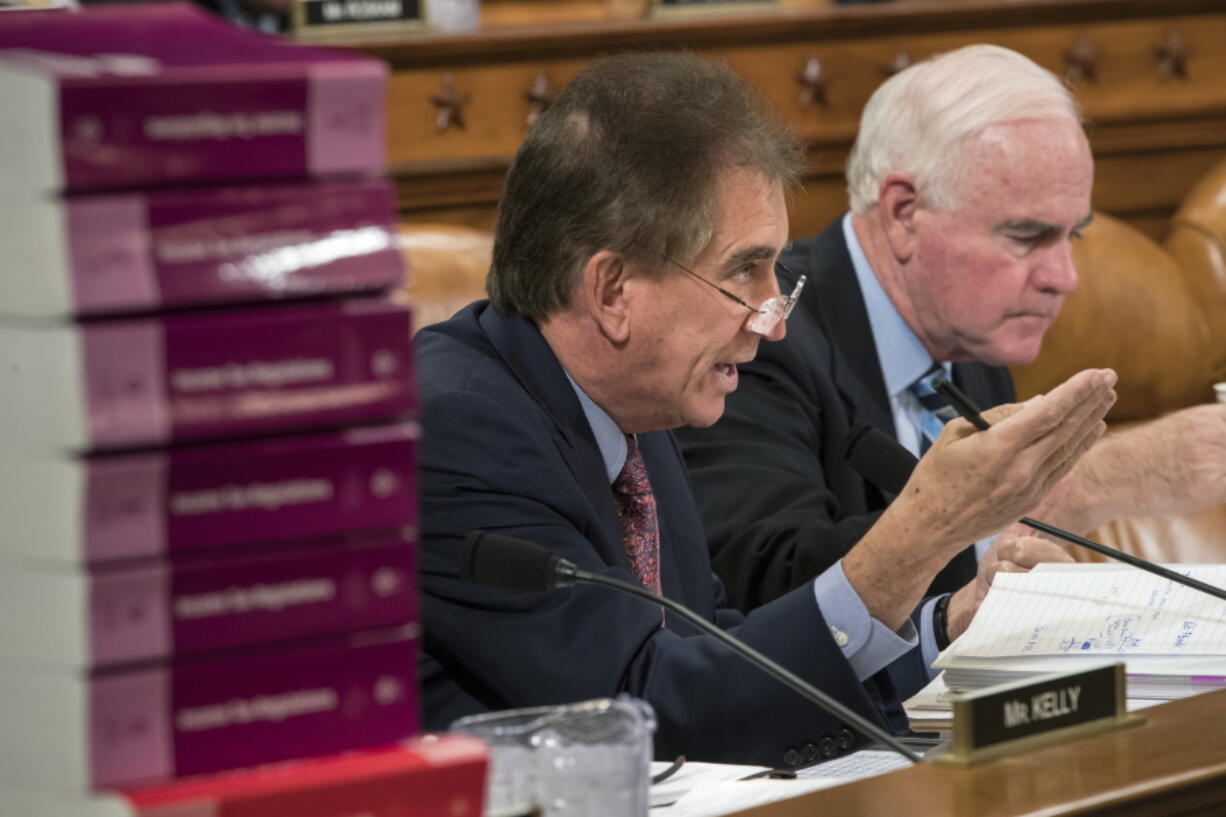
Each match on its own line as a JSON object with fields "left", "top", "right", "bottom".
{"left": 844, "top": 368, "right": 1116, "bottom": 631}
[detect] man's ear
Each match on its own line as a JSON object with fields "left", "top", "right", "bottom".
{"left": 578, "top": 249, "right": 633, "bottom": 344}
{"left": 877, "top": 172, "right": 920, "bottom": 263}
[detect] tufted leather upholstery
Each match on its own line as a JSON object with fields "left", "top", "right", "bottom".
{"left": 1011, "top": 158, "right": 1226, "bottom": 562}
{"left": 1168, "top": 159, "right": 1226, "bottom": 386}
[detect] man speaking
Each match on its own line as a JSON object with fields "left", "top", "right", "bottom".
{"left": 415, "top": 51, "right": 1114, "bottom": 767}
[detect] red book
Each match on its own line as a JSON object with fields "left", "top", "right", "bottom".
{"left": 0, "top": 735, "right": 488, "bottom": 817}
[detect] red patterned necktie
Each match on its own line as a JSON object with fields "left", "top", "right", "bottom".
{"left": 613, "top": 435, "right": 661, "bottom": 595}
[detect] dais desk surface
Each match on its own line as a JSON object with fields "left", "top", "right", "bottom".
{"left": 733, "top": 688, "right": 1226, "bottom": 817}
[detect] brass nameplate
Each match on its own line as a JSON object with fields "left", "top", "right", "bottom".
{"left": 291, "top": 0, "right": 425, "bottom": 41}
{"left": 936, "top": 663, "right": 1144, "bottom": 766}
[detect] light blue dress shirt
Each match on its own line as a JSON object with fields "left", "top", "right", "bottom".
{"left": 843, "top": 213, "right": 994, "bottom": 672}
{"left": 564, "top": 371, "right": 916, "bottom": 682}
{"left": 843, "top": 214, "right": 946, "bottom": 460}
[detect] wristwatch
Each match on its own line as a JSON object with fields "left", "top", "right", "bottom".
{"left": 932, "top": 593, "right": 952, "bottom": 651}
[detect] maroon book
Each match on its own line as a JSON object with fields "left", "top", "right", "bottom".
{"left": 0, "top": 178, "right": 405, "bottom": 318}
{"left": 0, "top": 423, "right": 418, "bottom": 564}
{"left": 0, "top": 529, "right": 418, "bottom": 667}
{"left": 0, "top": 3, "right": 386, "bottom": 194}
{"left": 0, "top": 296, "right": 417, "bottom": 452}
{"left": 0, "top": 627, "right": 420, "bottom": 790}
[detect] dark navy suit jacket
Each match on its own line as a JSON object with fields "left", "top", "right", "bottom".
{"left": 677, "top": 219, "right": 1016, "bottom": 614}
{"left": 416, "top": 301, "right": 910, "bottom": 767}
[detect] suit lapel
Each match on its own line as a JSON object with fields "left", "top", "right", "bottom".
{"left": 796, "top": 222, "right": 895, "bottom": 437}
{"left": 477, "top": 306, "right": 628, "bottom": 570}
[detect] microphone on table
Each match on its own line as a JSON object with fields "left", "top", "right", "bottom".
{"left": 462, "top": 529, "right": 923, "bottom": 764}
{"left": 841, "top": 408, "right": 1226, "bottom": 604}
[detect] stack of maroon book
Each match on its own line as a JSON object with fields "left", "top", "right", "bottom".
{"left": 0, "top": 6, "right": 477, "bottom": 814}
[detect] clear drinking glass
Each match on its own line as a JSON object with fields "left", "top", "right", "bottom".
{"left": 450, "top": 696, "right": 656, "bottom": 817}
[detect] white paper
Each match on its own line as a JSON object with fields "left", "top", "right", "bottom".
{"left": 649, "top": 760, "right": 769, "bottom": 808}
{"left": 648, "top": 748, "right": 910, "bottom": 817}
{"left": 658, "top": 778, "right": 848, "bottom": 817}
{"left": 952, "top": 566, "right": 1226, "bottom": 658}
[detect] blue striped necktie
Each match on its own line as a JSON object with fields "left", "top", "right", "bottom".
{"left": 907, "top": 364, "right": 959, "bottom": 456}
{"left": 907, "top": 364, "right": 980, "bottom": 595}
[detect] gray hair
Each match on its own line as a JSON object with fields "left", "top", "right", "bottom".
{"left": 486, "top": 52, "right": 805, "bottom": 320}
{"left": 846, "top": 44, "right": 1082, "bottom": 213}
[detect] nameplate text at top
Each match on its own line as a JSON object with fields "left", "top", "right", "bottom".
{"left": 938, "top": 663, "right": 1143, "bottom": 765}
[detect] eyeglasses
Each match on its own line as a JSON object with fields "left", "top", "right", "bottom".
{"left": 664, "top": 256, "right": 806, "bottom": 336}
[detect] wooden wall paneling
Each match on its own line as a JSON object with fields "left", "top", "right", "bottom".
{"left": 367, "top": 1, "right": 1226, "bottom": 239}
{"left": 1071, "top": 18, "right": 1226, "bottom": 118}
{"left": 386, "top": 59, "right": 588, "bottom": 165}
{"left": 477, "top": 0, "right": 631, "bottom": 27}
{"left": 473, "top": 0, "right": 834, "bottom": 27}
{"left": 787, "top": 176, "right": 853, "bottom": 240}
{"left": 1094, "top": 147, "right": 1226, "bottom": 241}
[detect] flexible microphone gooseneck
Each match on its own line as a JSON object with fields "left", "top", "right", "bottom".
{"left": 462, "top": 530, "right": 923, "bottom": 764}
{"left": 842, "top": 422, "right": 1226, "bottom": 604}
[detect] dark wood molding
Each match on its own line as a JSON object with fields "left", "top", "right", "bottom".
{"left": 389, "top": 106, "right": 1226, "bottom": 213}
{"left": 353, "top": 0, "right": 1226, "bottom": 69}
{"left": 369, "top": 0, "right": 1226, "bottom": 244}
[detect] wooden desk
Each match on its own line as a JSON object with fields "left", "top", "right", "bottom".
{"left": 351, "top": 0, "right": 1226, "bottom": 241}
{"left": 735, "top": 690, "right": 1226, "bottom": 817}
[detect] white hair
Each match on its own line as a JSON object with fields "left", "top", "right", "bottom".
{"left": 846, "top": 44, "right": 1082, "bottom": 213}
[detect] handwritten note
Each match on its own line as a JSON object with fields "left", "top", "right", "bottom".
{"left": 952, "top": 566, "right": 1226, "bottom": 658}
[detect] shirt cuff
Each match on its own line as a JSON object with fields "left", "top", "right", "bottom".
{"left": 973, "top": 534, "right": 998, "bottom": 562}
{"left": 813, "top": 560, "right": 918, "bottom": 681}
{"left": 918, "top": 594, "right": 946, "bottom": 683}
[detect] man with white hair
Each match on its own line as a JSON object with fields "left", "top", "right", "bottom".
{"left": 677, "top": 44, "right": 1226, "bottom": 678}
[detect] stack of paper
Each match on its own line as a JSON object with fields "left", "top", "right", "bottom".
{"left": 933, "top": 563, "right": 1226, "bottom": 701}
{"left": 903, "top": 671, "right": 1166, "bottom": 734}
{"left": 648, "top": 753, "right": 911, "bottom": 817}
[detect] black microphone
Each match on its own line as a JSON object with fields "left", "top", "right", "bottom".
{"left": 842, "top": 423, "right": 1226, "bottom": 603}
{"left": 462, "top": 529, "right": 923, "bottom": 764}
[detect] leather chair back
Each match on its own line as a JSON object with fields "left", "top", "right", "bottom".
{"left": 1167, "top": 159, "right": 1226, "bottom": 384}
{"left": 399, "top": 223, "right": 494, "bottom": 333}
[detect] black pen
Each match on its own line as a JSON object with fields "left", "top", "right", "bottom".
{"left": 740, "top": 768, "right": 797, "bottom": 780}
{"left": 931, "top": 376, "right": 990, "bottom": 430}
{"left": 651, "top": 755, "right": 686, "bottom": 785}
